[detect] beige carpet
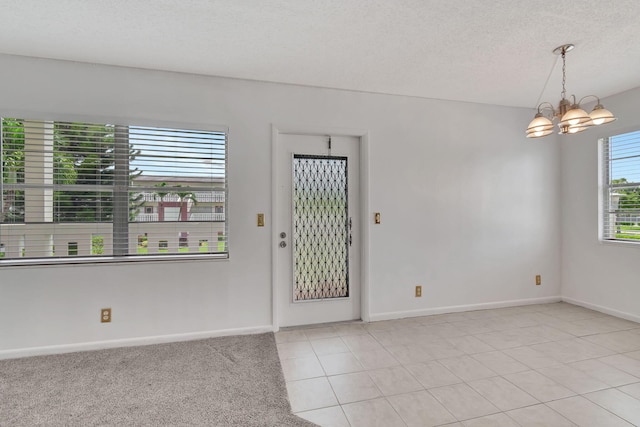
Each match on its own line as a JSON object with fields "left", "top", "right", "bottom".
{"left": 0, "top": 333, "right": 316, "bottom": 426}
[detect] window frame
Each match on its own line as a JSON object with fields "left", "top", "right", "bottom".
{"left": 598, "top": 130, "right": 640, "bottom": 247}
{"left": 0, "top": 114, "right": 230, "bottom": 266}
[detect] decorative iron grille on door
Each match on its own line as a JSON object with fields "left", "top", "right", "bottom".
{"left": 292, "top": 155, "right": 349, "bottom": 301}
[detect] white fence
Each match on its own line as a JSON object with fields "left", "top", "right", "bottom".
{"left": 138, "top": 191, "right": 225, "bottom": 203}
{"left": 188, "top": 213, "right": 225, "bottom": 221}
{"left": 135, "top": 213, "right": 159, "bottom": 222}
{"left": 0, "top": 222, "right": 226, "bottom": 258}
{"left": 132, "top": 212, "right": 224, "bottom": 222}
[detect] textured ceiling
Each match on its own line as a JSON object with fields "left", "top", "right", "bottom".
{"left": 0, "top": 0, "right": 639, "bottom": 108}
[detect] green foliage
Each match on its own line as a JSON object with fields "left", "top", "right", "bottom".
{"left": 137, "top": 234, "right": 149, "bottom": 254}
{"left": 173, "top": 184, "right": 198, "bottom": 205}
{"left": 1, "top": 118, "right": 143, "bottom": 223}
{"left": 52, "top": 122, "right": 115, "bottom": 222}
{"left": 128, "top": 145, "right": 144, "bottom": 220}
{"left": 616, "top": 225, "right": 640, "bottom": 240}
{"left": 1, "top": 119, "right": 26, "bottom": 222}
{"left": 1, "top": 118, "right": 25, "bottom": 183}
{"left": 612, "top": 178, "right": 640, "bottom": 209}
{"left": 154, "top": 182, "right": 169, "bottom": 201}
{"left": 91, "top": 235, "right": 105, "bottom": 255}
{"left": 612, "top": 178, "right": 640, "bottom": 227}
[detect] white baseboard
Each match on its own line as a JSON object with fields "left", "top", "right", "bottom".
{"left": 0, "top": 325, "right": 275, "bottom": 360}
{"left": 562, "top": 297, "right": 640, "bottom": 324}
{"left": 369, "top": 296, "right": 562, "bottom": 322}
{"left": 11, "top": 295, "right": 635, "bottom": 360}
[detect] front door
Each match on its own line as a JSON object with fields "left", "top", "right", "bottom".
{"left": 276, "top": 133, "right": 360, "bottom": 327}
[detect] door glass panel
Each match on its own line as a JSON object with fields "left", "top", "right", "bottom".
{"left": 292, "top": 155, "right": 349, "bottom": 301}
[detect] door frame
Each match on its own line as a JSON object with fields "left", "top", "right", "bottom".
{"left": 271, "top": 124, "right": 371, "bottom": 330}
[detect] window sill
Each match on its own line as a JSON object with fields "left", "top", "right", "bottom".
{"left": 0, "top": 253, "right": 229, "bottom": 268}
{"left": 599, "top": 239, "right": 640, "bottom": 249}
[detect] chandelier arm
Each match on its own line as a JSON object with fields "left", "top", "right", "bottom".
{"left": 536, "top": 102, "right": 557, "bottom": 117}
{"left": 578, "top": 95, "right": 601, "bottom": 107}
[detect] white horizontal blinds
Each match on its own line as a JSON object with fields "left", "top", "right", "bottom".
{"left": 1, "top": 119, "right": 111, "bottom": 258}
{"left": 602, "top": 136, "right": 613, "bottom": 239}
{"left": 113, "top": 125, "right": 130, "bottom": 256}
{"left": 602, "top": 130, "right": 640, "bottom": 242}
{"left": 127, "top": 126, "right": 227, "bottom": 255}
{"left": 1, "top": 117, "right": 227, "bottom": 261}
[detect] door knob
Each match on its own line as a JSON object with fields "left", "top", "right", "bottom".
{"left": 279, "top": 241, "right": 287, "bottom": 248}
{"left": 280, "top": 232, "right": 287, "bottom": 238}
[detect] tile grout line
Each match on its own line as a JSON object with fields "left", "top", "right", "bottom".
{"left": 580, "top": 388, "right": 640, "bottom": 426}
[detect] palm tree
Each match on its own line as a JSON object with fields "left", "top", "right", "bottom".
{"left": 173, "top": 185, "right": 198, "bottom": 221}
{"left": 153, "top": 182, "right": 197, "bottom": 221}
{"left": 153, "top": 182, "right": 169, "bottom": 220}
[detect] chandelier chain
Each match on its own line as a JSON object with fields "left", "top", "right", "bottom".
{"left": 561, "top": 49, "right": 567, "bottom": 100}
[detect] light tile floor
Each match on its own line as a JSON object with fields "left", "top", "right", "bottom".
{"left": 276, "top": 302, "right": 640, "bottom": 427}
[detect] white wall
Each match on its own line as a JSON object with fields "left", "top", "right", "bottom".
{"left": 0, "top": 54, "right": 562, "bottom": 356}
{"left": 561, "top": 86, "right": 640, "bottom": 321}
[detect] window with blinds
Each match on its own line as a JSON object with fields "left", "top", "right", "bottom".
{"left": 0, "top": 117, "right": 227, "bottom": 263}
{"left": 600, "top": 130, "right": 640, "bottom": 243}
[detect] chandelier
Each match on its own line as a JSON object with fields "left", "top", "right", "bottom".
{"left": 526, "top": 44, "right": 616, "bottom": 138}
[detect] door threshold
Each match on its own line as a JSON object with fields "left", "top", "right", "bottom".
{"left": 279, "top": 318, "right": 364, "bottom": 331}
